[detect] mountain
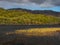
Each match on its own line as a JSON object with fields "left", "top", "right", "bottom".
{"left": 8, "top": 8, "right": 60, "bottom": 17}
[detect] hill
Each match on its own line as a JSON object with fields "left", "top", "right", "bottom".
{"left": 0, "top": 8, "right": 60, "bottom": 25}
{"left": 9, "top": 8, "right": 60, "bottom": 16}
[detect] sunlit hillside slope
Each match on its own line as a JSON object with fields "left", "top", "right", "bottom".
{"left": 0, "top": 8, "right": 60, "bottom": 25}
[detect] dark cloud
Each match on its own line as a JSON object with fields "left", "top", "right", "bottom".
{"left": 30, "top": 0, "right": 60, "bottom": 6}
{"left": 30, "top": 0, "right": 60, "bottom": 7}
{"left": 0, "top": 0, "right": 60, "bottom": 7}
{"left": 29, "top": 0, "right": 45, "bottom": 4}
{"left": 52, "top": 0, "right": 60, "bottom": 6}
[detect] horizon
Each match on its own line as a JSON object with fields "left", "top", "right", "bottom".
{"left": 1, "top": 7, "right": 60, "bottom": 12}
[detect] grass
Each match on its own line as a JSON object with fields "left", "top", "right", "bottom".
{"left": 6, "top": 28, "right": 60, "bottom": 36}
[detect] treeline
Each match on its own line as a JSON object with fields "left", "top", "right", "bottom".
{"left": 0, "top": 8, "right": 60, "bottom": 25}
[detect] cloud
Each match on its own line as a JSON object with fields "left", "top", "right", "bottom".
{"left": 0, "top": 1, "right": 39, "bottom": 9}
{"left": 30, "top": 0, "right": 60, "bottom": 7}
{"left": 0, "top": 0, "right": 60, "bottom": 8}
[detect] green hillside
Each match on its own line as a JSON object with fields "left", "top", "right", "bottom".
{"left": 0, "top": 8, "right": 60, "bottom": 25}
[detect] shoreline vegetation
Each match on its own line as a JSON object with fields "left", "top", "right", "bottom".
{"left": 7, "top": 28, "right": 60, "bottom": 36}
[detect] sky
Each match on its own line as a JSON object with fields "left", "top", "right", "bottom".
{"left": 0, "top": 0, "right": 60, "bottom": 12}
